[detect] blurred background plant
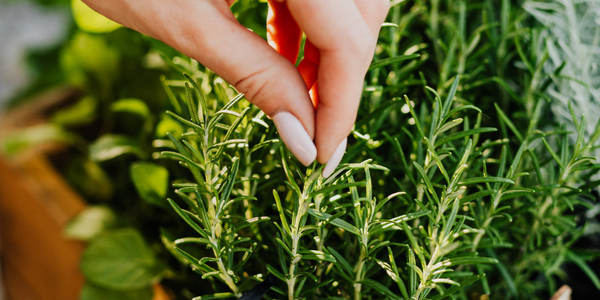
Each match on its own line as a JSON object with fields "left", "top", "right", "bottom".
{"left": 0, "top": 0, "right": 599, "bottom": 299}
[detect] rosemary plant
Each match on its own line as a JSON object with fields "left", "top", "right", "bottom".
{"left": 14, "top": 1, "right": 598, "bottom": 299}
{"left": 158, "top": 72, "right": 271, "bottom": 298}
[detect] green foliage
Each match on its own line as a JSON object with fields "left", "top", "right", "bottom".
{"left": 71, "top": 0, "right": 122, "bottom": 33}
{"left": 4, "top": 1, "right": 600, "bottom": 300}
{"left": 81, "top": 228, "right": 165, "bottom": 290}
{"left": 80, "top": 282, "right": 153, "bottom": 300}
{"left": 130, "top": 162, "right": 169, "bottom": 207}
{"left": 64, "top": 206, "right": 117, "bottom": 241}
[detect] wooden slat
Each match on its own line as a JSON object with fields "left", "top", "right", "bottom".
{"left": 0, "top": 155, "right": 86, "bottom": 300}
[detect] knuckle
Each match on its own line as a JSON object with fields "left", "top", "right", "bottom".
{"left": 344, "top": 25, "right": 376, "bottom": 58}
{"left": 233, "top": 70, "right": 270, "bottom": 105}
{"left": 231, "top": 60, "right": 282, "bottom": 107}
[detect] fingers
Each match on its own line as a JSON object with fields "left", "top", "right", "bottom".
{"left": 85, "top": 0, "right": 317, "bottom": 165}
{"left": 175, "top": 1, "right": 317, "bottom": 165}
{"left": 286, "top": 0, "right": 390, "bottom": 164}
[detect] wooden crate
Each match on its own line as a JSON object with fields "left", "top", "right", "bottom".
{"left": 0, "top": 88, "right": 171, "bottom": 300}
{"left": 0, "top": 154, "right": 86, "bottom": 300}
{"left": 0, "top": 87, "right": 85, "bottom": 300}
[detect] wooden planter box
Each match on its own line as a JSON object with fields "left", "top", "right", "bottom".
{"left": 0, "top": 88, "right": 169, "bottom": 300}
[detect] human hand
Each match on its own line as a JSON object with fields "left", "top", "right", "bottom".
{"left": 81, "top": 0, "right": 389, "bottom": 177}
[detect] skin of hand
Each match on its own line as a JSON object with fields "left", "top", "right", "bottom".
{"left": 82, "top": 0, "right": 390, "bottom": 177}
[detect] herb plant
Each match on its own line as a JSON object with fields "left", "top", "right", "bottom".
{"left": 3, "top": 1, "right": 599, "bottom": 300}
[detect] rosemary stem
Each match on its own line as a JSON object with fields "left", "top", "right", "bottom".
{"left": 353, "top": 244, "right": 367, "bottom": 300}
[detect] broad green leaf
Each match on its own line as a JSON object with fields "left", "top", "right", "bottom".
{"left": 156, "top": 114, "right": 185, "bottom": 139}
{"left": 51, "top": 96, "right": 97, "bottom": 126}
{"left": 81, "top": 228, "right": 164, "bottom": 290}
{"left": 60, "top": 32, "right": 119, "bottom": 88}
{"left": 64, "top": 206, "right": 116, "bottom": 241}
{"left": 90, "top": 135, "right": 145, "bottom": 162}
{"left": 1, "top": 124, "right": 80, "bottom": 156}
{"left": 72, "top": 0, "right": 122, "bottom": 33}
{"left": 131, "top": 162, "right": 169, "bottom": 207}
{"left": 111, "top": 98, "right": 151, "bottom": 119}
{"left": 80, "top": 281, "right": 152, "bottom": 300}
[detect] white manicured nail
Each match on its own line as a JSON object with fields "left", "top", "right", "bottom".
{"left": 322, "top": 138, "right": 347, "bottom": 178}
{"left": 272, "top": 112, "right": 316, "bottom": 166}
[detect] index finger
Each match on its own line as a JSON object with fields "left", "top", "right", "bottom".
{"left": 286, "top": 0, "right": 390, "bottom": 163}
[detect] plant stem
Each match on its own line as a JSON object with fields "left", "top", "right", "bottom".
{"left": 288, "top": 196, "right": 308, "bottom": 300}
{"left": 288, "top": 227, "right": 301, "bottom": 300}
{"left": 353, "top": 246, "right": 367, "bottom": 300}
{"left": 217, "top": 256, "right": 240, "bottom": 296}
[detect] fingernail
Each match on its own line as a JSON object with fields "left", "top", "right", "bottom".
{"left": 322, "top": 138, "right": 347, "bottom": 178}
{"left": 272, "top": 111, "right": 316, "bottom": 166}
